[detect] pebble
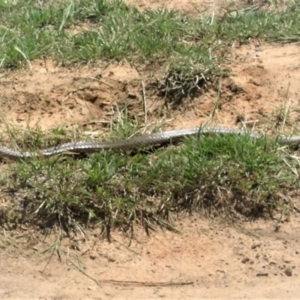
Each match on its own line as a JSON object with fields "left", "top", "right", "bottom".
{"left": 284, "top": 268, "right": 293, "bottom": 277}
{"left": 89, "top": 250, "right": 98, "bottom": 260}
{"left": 256, "top": 272, "right": 268, "bottom": 277}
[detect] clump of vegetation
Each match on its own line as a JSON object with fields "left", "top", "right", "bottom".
{"left": 0, "top": 125, "right": 297, "bottom": 239}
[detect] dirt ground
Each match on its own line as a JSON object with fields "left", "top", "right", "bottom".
{"left": 1, "top": 0, "right": 300, "bottom": 299}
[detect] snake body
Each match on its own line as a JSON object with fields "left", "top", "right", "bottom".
{"left": 1, "top": 126, "right": 300, "bottom": 160}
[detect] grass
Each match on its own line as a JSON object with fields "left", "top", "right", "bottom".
{"left": 0, "top": 0, "right": 300, "bottom": 70}
{"left": 0, "top": 120, "right": 298, "bottom": 240}
{"left": 0, "top": 0, "right": 300, "bottom": 241}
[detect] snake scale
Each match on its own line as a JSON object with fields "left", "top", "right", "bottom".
{"left": 1, "top": 126, "right": 300, "bottom": 160}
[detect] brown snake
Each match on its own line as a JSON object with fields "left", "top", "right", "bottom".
{"left": 1, "top": 126, "right": 300, "bottom": 160}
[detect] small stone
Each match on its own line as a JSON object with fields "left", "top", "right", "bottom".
{"left": 284, "top": 268, "right": 293, "bottom": 277}
{"left": 89, "top": 251, "right": 97, "bottom": 260}
{"left": 241, "top": 257, "right": 250, "bottom": 264}
{"left": 256, "top": 272, "right": 268, "bottom": 277}
{"left": 251, "top": 243, "right": 261, "bottom": 249}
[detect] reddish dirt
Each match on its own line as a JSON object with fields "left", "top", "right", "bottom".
{"left": 1, "top": 1, "right": 300, "bottom": 299}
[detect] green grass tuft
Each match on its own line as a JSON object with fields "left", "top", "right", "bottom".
{"left": 1, "top": 127, "right": 297, "bottom": 239}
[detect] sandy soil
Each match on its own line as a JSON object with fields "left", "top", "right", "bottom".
{"left": 1, "top": 1, "right": 300, "bottom": 299}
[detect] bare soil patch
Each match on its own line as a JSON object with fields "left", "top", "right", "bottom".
{"left": 1, "top": 41, "right": 299, "bottom": 133}
{"left": 1, "top": 215, "right": 300, "bottom": 299}
{"left": 1, "top": 1, "right": 300, "bottom": 299}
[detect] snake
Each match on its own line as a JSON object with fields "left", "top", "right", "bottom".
{"left": 1, "top": 126, "right": 300, "bottom": 160}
